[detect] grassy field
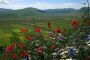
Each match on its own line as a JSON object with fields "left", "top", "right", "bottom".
{"left": 0, "top": 16, "right": 82, "bottom": 46}
{"left": 1, "top": 16, "right": 88, "bottom": 60}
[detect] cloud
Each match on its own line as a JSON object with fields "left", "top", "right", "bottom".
{"left": 32, "top": 2, "right": 83, "bottom": 9}
{"left": 0, "top": 0, "right": 9, "bottom": 4}
{"left": 0, "top": 1, "right": 83, "bottom": 10}
{"left": 0, "top": 4, "right": 31, "bottom": 9}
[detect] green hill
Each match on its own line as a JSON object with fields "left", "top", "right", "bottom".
{"left": 13, "top": 7, "right": 45, "bottom": 17}
{"left": 0, "top": 7, "right": 89, "bottom": 21}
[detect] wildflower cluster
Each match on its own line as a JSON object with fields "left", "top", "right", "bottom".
{"left": 0, "top": 19, "right": 90, "bottom": 60}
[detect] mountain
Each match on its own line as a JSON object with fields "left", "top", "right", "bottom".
{"left": 13, "top": 7, "right": 45, "bottom": 17}
{"left": 13, "top": 8, "right": 80, "bottom": 17}
{"left": 0, "top": 7, "right": 78, "bottom": 14}
{"left": 0, "top": 8, "right": 12, "bottom": 12}
{"left": 0, "top": 8, "right": 18, "bottom": 19}
{"left": 44, "top": 8, "right": 77, "bottom": 13}
{"left": 1, "top": 7, "right": 89, "bottom": 20}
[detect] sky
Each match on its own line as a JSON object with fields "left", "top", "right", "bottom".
{"left": 0, "top": 0, "right": 89, "bottom": 10}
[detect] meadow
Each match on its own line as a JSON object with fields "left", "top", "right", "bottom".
{"left": 0, "top": 16, "right": 88, "bottom": 60}
{"left": 0, "top": 17, "right": 76, "bottom": 46}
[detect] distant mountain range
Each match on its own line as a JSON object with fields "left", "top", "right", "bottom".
{"left": 0, "top": 7, "right": 78, "bottom": 14}
{"left": 44, "top": 8, "right": 77, "bottom": 13}
{"left": 0, "top": 7, "right": 90, "bottom": 20}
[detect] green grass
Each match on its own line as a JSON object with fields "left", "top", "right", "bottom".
{"left": 0, "top": 17, "right": 82, "bottom": 46}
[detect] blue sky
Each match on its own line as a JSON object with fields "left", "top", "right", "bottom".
{"left": 0, "top": 0, "right": 89, "bottom": 10}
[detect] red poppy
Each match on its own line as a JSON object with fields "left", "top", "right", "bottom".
{"left": 54, "top": 28, "right": 61, "bottom": 33}
{"left": 20, "top": 27, "right": 27, "bottom": 33}
{"left": 12, "top": 54, "right": 17, "bottom": 59}
{"left": 48, "top": 22, "right": 52, "bottom": 28}
{"left": 20, "top": 50, "right": 28, "bottom": 57}
{"left": 26, "top": 36, "right": 31, "bottom": 41}
{"left": 18, "top": 43, "right": 24, "bottom": 48}
{"left": 71, "top": 19, "right": 78, "bottom": 28}
{"left": 50, "top": 45, "right": 56, "bottom": 49}
{"left": 35, "top": 26, "right": 41, "bottom": 32}
{"left": 5, "top": 45, "right": 13, "bottom": 52}
{"left": 37, "top": 46, "right": 43, "bottom": 54}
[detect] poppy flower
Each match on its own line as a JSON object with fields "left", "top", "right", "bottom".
{"left": 5, "top": 45, "right": 13, "bottom": 52}
{"left": 54, "top": 28, "right": 61, "bottom": 33}
{"left": 26, "top": 36, "right": 31, "bottom": 41}
{"left": 37, "top": 46, "right": 43, "bottom": 54}
{"left": 12, "top": 54, "right": 17, "bottom": 59}
{"left": 50, "top": 45, "right": 56, "bottom": 49}
{"left": 18, "top": 43, "right": 24, "bottom": 48}
{"left": 48, "top": 22, "right": 52, "bottom": 28}
{"left": 35, "top": 26, "right": 41, "bottom": 32}
{"left": 71, "top": 19, "right": 78, "bottom": 28}
{"left": 20, "top": 27, "right": 27, "bottom": 33}
{"left": 20, "top": 50, "right": 28, "bottom": 57}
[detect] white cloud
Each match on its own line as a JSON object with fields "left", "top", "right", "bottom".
{"left": 0, "top": 4, "right": 31, "bottom": 9}
{"left": 0, "top": 0, "right": 9, "bottom": 4}
{"left": 32, "top": 2, "right": 83, "bottom": 9}
{"left": 0, "top": 1, "right": 83, "bottom": 10}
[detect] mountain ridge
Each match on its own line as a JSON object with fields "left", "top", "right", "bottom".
{"left": 0, "top": 7, "right": 89, "bottom": 20}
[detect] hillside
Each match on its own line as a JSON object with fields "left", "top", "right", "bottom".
{"left": 0, "top": 7, "right": 89, "bottom": 20}
{"left": 44, "top": 8, "right": 77, "bottom": 13}
{"left": 13, "top": 8, "right": 45, "bottom": 17}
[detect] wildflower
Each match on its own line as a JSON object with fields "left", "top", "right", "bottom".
{"left": 18, "top": 43, "right": 24, "bottom": 48}
{"left": 5, "top": 45, "right": 13, "bottom": 52}
{"left": 87, "top": 34, "right": 90, "bottom": 40}
{"left": 20, "top": 50, "right": 28, "bottom": 58}
{"left": 48, "top": 22, "right": 52, "bottom": 28}
{"left": 71, "top": 19, "right": 78, "bottom": 28}
{"left": 26, "top": 36, "right": 31, "bottom": 41}
{"left": 12, "top": 54, "right": 17, "bottom": 59}
{"left": 48, "top": 32, "right": 55, "bottom": 37}
{"left": 35, "top": 26, "right": 41, "bottom": 32}
{"left": 37, "top": 46, "right": 43, "bottom": 54}
{"left": 20, "top": 27, "right": 27, "bottom": 33}
{"left": 54, "top": 28, "right": 61, "bottom": 33}
{"left": 67, "top": 47, "right": 74, "bottom": 57}
{"left": 57, "top": 34, "right": 65, "bottom": 41}
{"left": 50, "top": 45, "right": 56, "bottom": 49}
